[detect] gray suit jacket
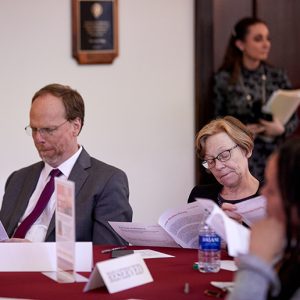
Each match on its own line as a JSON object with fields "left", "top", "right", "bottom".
{"left": 0, "top": 148, "right": 132, "bottom": 245}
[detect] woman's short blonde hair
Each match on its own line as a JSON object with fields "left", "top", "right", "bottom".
{"left": 196, "top": 116, "right": 254, "bottom": 159}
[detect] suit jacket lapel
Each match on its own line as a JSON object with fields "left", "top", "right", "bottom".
{"left": 6, "top": 163, "right": 44, "bottom": 236}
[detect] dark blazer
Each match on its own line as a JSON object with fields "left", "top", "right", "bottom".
{"left": 0, "top": 148, "right": 132, "bottom": 245}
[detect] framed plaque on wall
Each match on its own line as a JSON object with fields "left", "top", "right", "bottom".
{"left": 72, "top": 0, "right": 118, "bottom": 64}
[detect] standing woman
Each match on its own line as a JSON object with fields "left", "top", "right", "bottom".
{"left": 214, "top": 17, "right": 298, "bottom": 181}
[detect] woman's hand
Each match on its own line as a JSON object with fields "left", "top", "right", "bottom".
{"left": 221, "top": 202, "right": 243, "bottom": 223}
{"left": 246, "top": 123, "right": 266, "bottom": 138}
{"left": 249, "top": 218, "right": 285, "bottom": 263}
{"left": 259, "top": 117, "right": 285, "bottom": 137}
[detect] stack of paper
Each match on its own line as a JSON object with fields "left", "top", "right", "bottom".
{"left": 262, "top": 89, "right": 300, "bottom": 125}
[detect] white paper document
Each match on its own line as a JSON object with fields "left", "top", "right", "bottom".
{"left": 108, "top": 222, "right": 179, "bottom": 248}
{"left": 197, "top": 199, "right": 250, "bottom": 256}
{"left": 234, "top": 195, "right": 266, "bottom": 226}
{"left": 262, "top": 89, "right": 300, "bottom": 125}
{"left": 0, "top": 221, "right": 9, "bottom": 241}
{"left": 0, "top": 242, "right": 92, "bottom": 272}
{"left": 220, "top": 260, "right": 238, "bottom": 272}
{"left": 110, "top": 198, "right": 262, "bottom": 255}
{"left": 211, "top": 281, "right": 234, "bottom": 293}
{"left": 84, "top": 253, "right": 153, "bottom": 294}
{"left": 110, "top": 201, "right": 212, "bottom": 249}
{"left": 133, "top": 249, "right": 174, "bottom": 259}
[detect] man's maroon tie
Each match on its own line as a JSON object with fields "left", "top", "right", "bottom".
{"left": 13, "top": 169, "right": 62, "bottom": 238}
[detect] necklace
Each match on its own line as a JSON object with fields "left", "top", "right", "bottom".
{"left": 239, "top": 68, "right": 267, "bottom": 105}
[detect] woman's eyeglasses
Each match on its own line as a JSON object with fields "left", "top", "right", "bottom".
{"left": 202, "top": 145, "right": 238, "bottom": 169}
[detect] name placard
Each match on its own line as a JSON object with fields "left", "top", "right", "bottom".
{"left": 84, "top": 253, "right": 153, "bottom": 293}
{"left": 72, "top": 0, "right": 118, "bottom": 64}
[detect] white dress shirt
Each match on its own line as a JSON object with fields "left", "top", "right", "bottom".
{"left": 18, "top": 146, "right": 83, "bottom": 242}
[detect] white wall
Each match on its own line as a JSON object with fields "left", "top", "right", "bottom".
{"left": 0, "top": 0, "right": 194, "bottom": 223}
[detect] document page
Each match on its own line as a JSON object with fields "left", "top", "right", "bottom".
{"left": 108, "top": 222, "right": 179, "bottom": 248}
{"left": 196, "top": 199, "right": 250, "bottom": 256}
{"left": 110, "top": 199, "right": 257, "bottom": 252}
{"left": 0, "top": 221, "right": 9, "bottom": 241}
{"left": 234, "top": 195, "right": 266, "bottom": 226}
{"left": 158, "top": 202, "right": 212, "bottom": 249}
{"left": 263, "top": 89, "right": 300, "bottom": 125}
{"left": 110, "top": 201, "right": 212, "bottom": 248}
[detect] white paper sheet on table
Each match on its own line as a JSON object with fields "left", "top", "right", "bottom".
{"left": 220, "top": 260, "right": 238, "bottom": 271}
{"left": 0, "top": 242, "right": 92, "bottom": 272}
{"left": 133, "top": 249, "right": 174, "bottom": 259}
{"left": 211, "top": 281, "right": 235, "bottom": 293}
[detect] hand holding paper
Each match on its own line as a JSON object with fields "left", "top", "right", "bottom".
{"left": 197, "top": 200, "right": 250, "bottom": 257}
{"left": 234, "top": 195, "right": 266, "bottom": 226}
{"left": 110, "top": 198, "right": 262, "bottom": 256}
{"left": 262, "top": 89, "right": 300, "bottom": 125}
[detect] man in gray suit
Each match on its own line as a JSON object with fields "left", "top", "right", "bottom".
{"left": 0, "top": 83, "right": 132, "bottom": 245}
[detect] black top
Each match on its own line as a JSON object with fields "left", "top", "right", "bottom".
{"left": 188, "top": 182, "right": 263, "bottom": 206}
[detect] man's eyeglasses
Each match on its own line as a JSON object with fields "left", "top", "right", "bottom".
{"left": 25, "top": 120, "right": 69, "bottom": 137}
{"left": 202, "top": 144, "right": 238, "bottom": 169}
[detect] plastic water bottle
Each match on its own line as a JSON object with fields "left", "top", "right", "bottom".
{"left": 198, "top": 215, "right": 221, "bottom": 273}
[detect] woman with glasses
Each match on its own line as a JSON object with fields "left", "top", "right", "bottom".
{"left": 227, "top": 137, "right": 300, "bottom": 300}
{"left": 188, "top": 116, "right": 262, "bottom": 223}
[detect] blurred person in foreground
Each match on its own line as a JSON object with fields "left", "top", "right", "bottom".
{"left": 227, "top": 137, "right": 300, "bottom": 300}
{"left": 188, "top": 116, "right": 262, "bottom": 223}
{"left": 0, "top": 83, "right": 132, "bottom": 244}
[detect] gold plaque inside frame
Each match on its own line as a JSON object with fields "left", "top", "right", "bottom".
{"left": 72, "top": 0, "right": 118, "bottom": 64}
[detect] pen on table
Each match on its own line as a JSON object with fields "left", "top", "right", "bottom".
{"left": 101, "top": 246, "right": 127, "bottom": 254}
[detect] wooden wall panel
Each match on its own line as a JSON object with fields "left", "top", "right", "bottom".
{"left": 213, "top": 0, "right": 252, "bottom": 71}
{"left": 256, "top": 0, "right": 300, "bottom": 88}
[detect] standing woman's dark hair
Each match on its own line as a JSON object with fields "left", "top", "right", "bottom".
{"left": 220, "top": 17, "right": 268, "bottom": 83}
